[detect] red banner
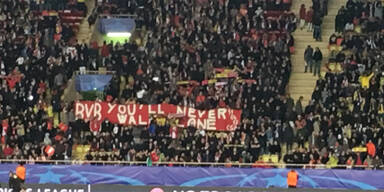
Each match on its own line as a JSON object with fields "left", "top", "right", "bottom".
{"left": 74, "top": 101, "right": 242, "bottom": 131}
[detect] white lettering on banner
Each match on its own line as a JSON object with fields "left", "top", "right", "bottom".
{"left": 207, "top": 119, "right": 216, "bottom": 130}
{"left": 149, "top": 105, "right": 156, "bottom": 114}
{"left": 94, "top": 103, "right": 102, "bottom": 121}
{"left": 117, "top": 104, "right": 140, "bottom": 125}
{"left": 218, "top": 108, "right": 226, "bottom": 119}
{"left": 187, "top": 119, "right": 216, "bottom": 130}
{"left": 75, "top": 103, "right": 84, "bottom": 118}
{"left": 128, "top": 116, "right": 136, "bottom": 124}
{"left": 208, "top": 110, "right": 215, "bottom": 119}
{"left": 117, "top": 113, "right": 127, "bottom": 124}
{"left": 84, "top": 104, "right": 94, "bottom": 119}
{"left": 177, "top": 121, "right": 185, "bottom": 128}
{"left": 118, "top": 105, "right": 127, "bottom": 114}
{"left": 118, "top": 105, "right": 128, "bottom": 124}
{"left": 187, "top": 119, "right": 196, "bottom": 127}
{"left": 75, "top": 103, "right": 102, "bottom": 120}
{"left": 188, "top": 108, "right": 196, "bottom": 118}
{"left": 75, "top": 102, "right": 242, "bottom": 131}
{"left": 197, "top": 110, "right": 206, "bottom": 118}
{"left": 139, "top": 115, "right": 147, "bottom": 125}
{"left": 197, "top": 119, "right": 205, "bottom": 129}
{"left": 177, "top": 106, "right": 186, "bottom": 115}
{"left": 107, "top": 103, "right": 116, "bottom": 114}
{"left": 157, "top": 104, "right": 165, "bottom": 114}
{"left": 44, "top": 189, "right": 50, "bottom": 192}
{"left": 127, "top": 105, "right": 136, "bottom": 116}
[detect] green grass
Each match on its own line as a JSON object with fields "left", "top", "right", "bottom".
{"left": 102, "top": 35, "right": 131, "bottom": 44}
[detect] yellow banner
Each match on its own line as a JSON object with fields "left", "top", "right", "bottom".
{"left": 352, "top": 147, "right": 367, "bottom": 152}
{"left": 176, "top": 81, "right": 190, "bottom": 85}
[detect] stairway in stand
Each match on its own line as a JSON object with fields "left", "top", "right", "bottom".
{"left": 289, "top": 0, "right": 345, "bottom": 106}
{"left": 62, "top": 0, "right": 96, "bottom": 103}
{"left": 76, "top": 0, "right": 95, "bottom": 44}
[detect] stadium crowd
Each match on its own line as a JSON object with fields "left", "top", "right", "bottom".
{"left": 84, "top": 0, "right": 296, "bottom": 165}
{"left": 0, "top": 0, "right": 383, "bottom": 170}
{"left": 302, "top": 0, "right": 384, "bottom": 168}
{"left": 0, "top": 0, "right": 87, "bottom": 161}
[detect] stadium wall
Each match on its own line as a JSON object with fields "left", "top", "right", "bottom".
{"left": 0, "top": 164, "right": 383, "bottom": 190}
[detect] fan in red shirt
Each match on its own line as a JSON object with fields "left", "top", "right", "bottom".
{"left": 196, "top": 91, "right": 206, "bottom": 104}
{"left": 90, "top": 118, "right": 102, "bottom": 132}
{"left": 3, "top": 144, "right": 14, "bottom": 157}
{"left": 366, "top": 140, "right": 376, "bottom": 157}
{"left": 101, "top": 41, "right": 110, "bottom": 58}
{"left": 1, "top": 70, "right": 24, "bottom": 89}
{"left": 150, "top": 149, "right": 159, "bottom": 162}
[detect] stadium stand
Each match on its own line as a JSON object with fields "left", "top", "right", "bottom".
{"left": 83, "top": 0, "right": 297, "bottom": 164}
{"left": 0, "top": 0, "right": 87, "bottom": 161}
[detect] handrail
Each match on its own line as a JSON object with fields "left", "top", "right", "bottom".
{"left": 0, "top": 159, "right": 382, "bottom": 169}
{"left": 98, "top": 14, "right": 137, "bottom": 19}
{"left": 74, "top": 70, "right": 116, "bottom": 75}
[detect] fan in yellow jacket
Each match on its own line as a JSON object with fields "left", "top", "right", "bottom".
{"left": 359, "top": 72, "right": 374, "bottom": 89}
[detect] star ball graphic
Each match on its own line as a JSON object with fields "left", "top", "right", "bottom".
{"left": 0, "top": 164, "right": 379, "bottom": 190}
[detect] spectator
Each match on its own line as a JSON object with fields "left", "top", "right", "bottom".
{"left": 306, "top": 6, "right": 314, "bottom": 32}
{"left": 304, "top": 45, "right": 314, "bottom": 73}
{"left": 335, "top": 8, "right": 346, "bottom": 33}
{"left": 295, "top": 96, "right": 304, "bottom": 115}
{"left": 359, "top": 72, "right": 374, "bottom": 89}
{"left": 313, "top": 12, "right": 322, "bottom": 41}
{"left": 366, "top": 140, "right": 376, "bottom": 157}
{"left": 313, "top": 47, "right": 323, "bottom": 77}
{"left": 299, "top": 4, "right": 307, "bottom": 30}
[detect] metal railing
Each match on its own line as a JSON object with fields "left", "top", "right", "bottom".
{"left": 98, "top": 14, "right": 137, "bottom": 19}
{"left": 0, "top": 159, "right": 382, "bottom": 169}
{"left": 74, "top": 70, "right": 116, "bottom": 75}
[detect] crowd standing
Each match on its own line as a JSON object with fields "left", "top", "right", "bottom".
{"left": 0, "top": 0, "right": 89, "bottom": 161}
{"left": 84, "top": 0, "right": 296, "bottom": 165}
{"left": 293, "top": 0, "right": 384, "bottom": 169}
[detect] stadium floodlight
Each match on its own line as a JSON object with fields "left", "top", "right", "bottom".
{"left": 106, "top": 32, "right": 131, "bottom": 37}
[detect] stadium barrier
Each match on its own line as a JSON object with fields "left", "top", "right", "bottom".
{"left": 0, "top": 183, "right": 382, "bottom": 192}
{"left": 0, "top": 163, "right": 384, "bottom": 190}
{"left": 0, "top": 159, "right": 381, "bottom": 169}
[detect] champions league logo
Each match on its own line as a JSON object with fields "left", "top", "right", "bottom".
{"left": 0, "top": 188, "right": 85, "bottom": 192}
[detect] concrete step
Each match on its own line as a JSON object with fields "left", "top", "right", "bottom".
{"left": 289, "top": 0, "right": 343, "bottom": 107}
{"left": 290, "top": 75, "right": 320, "bottom": 81}
{"left": 292, "top": 51, "right": 329, "bottom": 55}
{"left": 291, "top": 63, "right": 328, "bottom": 69}
{"left": 289, "top": 80, "right": 318, "bottom": 86}
{"left": 289, "top": 86, "right": 316, "bottom": 91}
{"left": 294, "top": 29, "right": 335, "bottom": 35}
{"left": 290, "top": 93, "right": 314, "bottom": 101}
{"left": 290, "top": 86, "right": 316, "bottom": 91}
{"left": 293, "top": 32, "right": 334, "bottom": 37}
{"left": 75, "top": 0, "right": 95, "bottom": 45}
